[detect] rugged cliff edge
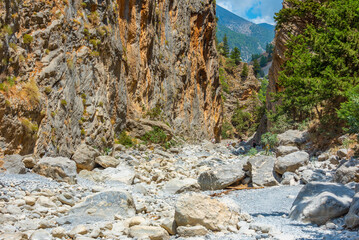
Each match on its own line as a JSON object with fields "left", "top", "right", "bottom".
{"left": 0, "top": 0, "right": 221, "bottom": 157}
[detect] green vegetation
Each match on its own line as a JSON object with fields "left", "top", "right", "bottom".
{"left": 219, "top": 68, "right": 229, "bottom": 94}
{"left": 21, "top": 118, "right": 38, "bottom": 134}
{"left": 274, "top": 0, "right": 359, "bottom": 130}
{"left": 216, "top": 5, "right": 275, "bottom": 61}
{"left": 145, "top": 104, "right": 163, "bottom": 120}
{"left": 23, "top": 79, "right": 40, "bottom": 105}
{"left": 0, "top": 76, "right": 16, "bottom": 92}
{"left": 221, "top": 121, "right": 234, "bottom": 139}
{"left": 253, "top": 59, "right": 263, "bottom": 78}
{"left": 230, "top": 47, "right": 241, "bottom": 65}
{"left": 222, "top": 34, "right": 229, "bottom": 57}
{"left": 338, "top": 86, "right": 359, "bottom": 139}
{"left": 61, "top": 99, "right": 67, "bottom": 106}
{"left": 261, "top": 132, "right": 278, "bottom": 155}
{"left": 141, "top": 127, "right": 167, "bottom": 144}
{"left": 241, "top": 63, "right": 248, "bottom": 79}
{"left": 231, "top": 106, "right": 253, "bottom": 137}
{"left": 247, "top": 148, "right": 258, "bottom": 156}
{"left": 88, "top": 11, "right": 99, "bottom": 25}
{"left": 23, "top": 34, "right": 33, "bottom": 44}
{"left": 116, "top": 131, "right": 134, "bottom": 147}
{"left": 90, "top": 51, "right": 100, "bottom": 57}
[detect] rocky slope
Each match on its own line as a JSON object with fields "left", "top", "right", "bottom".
{"left": 1, "top": 130, "right": 359, "bottom": 239}
{"left": 219, "top": 57, "right": 261, "bottom": 140}
{"left": 0, "top": 0, "right": 221, "bottom": 158}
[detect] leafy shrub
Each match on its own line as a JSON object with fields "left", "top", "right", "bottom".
{"left": 116, "top": 131, "right": 134, "bottom": 147}
{"left": 231, "top": 107, "right": 253, "bottom": 136}
{"left": 90, "top": 51, "right": 100, "bottom": 57}
{"left": 21, "top": 118, "right": 38, "bottom": 134}
{"left": 23, "top": 34, "right": 33, "bottom": 44}
{"left": 247, "top": 148, "right": 258, "bottom": 156}
{"left": 219, "top": 68, "right": 229, "bottom": 94}
{"left": 61, "top": 99, "right": 67, "bottom": 106}
{"left": 338, "top": 85, "right": 359, "bottom": 139}
{"left": 241, "top": 63, "right": 248, "bottom": 79}
{"left": 145, "top": 104, "right": 162, "bottom": 120}
{"left": 221, "top": 121, "right": 234, "bottom": 139}
{"left": 23, "top": 79, "right": 40, "bottom": 105}
{"left": 141, "top": 127, "right": 167, "bottom": 145}
{"left": 261, "top": 132, "right": 278, "bottom": 155}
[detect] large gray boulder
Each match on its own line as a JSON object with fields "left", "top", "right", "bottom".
{"left": 276, "top": 146, "right": 299, "bottom": 157}
{"left": 198, "top": 164, "right": 245, "bottom": 190}
{"left": 300, "top": 169, "right": 328, "bottom": 184}
{"left": 79, "top": 165, "right": 135, "bottom": 185}
{"left": 33, "top": 157, "right": 77, "bottom": 184}
{"left": 2, "top": 155, "right": 26, "bottom": 174}
{"left": 247, "top": 156, "right": 279, "bottom": 187}
{"left": 129, "top": 226, "right": 169, "bottom": 240}
{"left": 289, "top": 182, "right": 354, "bottom": 225}
{"left": 57, "top": 191, "right": 135, "bottom": 225}
{"left": 72, "top": 144, "right": 100, "bottom": 171}
{"left": 95, "top": 155, "right": 121, "bottom": 168}
{"left": 174, "top": 193, "right": 239, "bottom": 231}
{"left": 334, "top": 159, "right": 359, "bottom": 184}
{"left": 275, "top": 151, "right": 309, "bottom": 175}
{"left": 345, "top": 192, "right": 359, "bottom": 229}
{"left": 277, "top": 130, "right": 309, "bottom": 146}
{"left": 164, "top": 178, "right": 200, "bottom": 194}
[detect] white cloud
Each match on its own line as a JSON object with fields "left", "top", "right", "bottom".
{"left": 217, "top": 0, "right": 283, "bottom": 25}
{"left": 217, "top": 1, "right": 234, "bottom": 12}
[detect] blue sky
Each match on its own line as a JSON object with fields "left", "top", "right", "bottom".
{"left": 217, "top": 0, "right": 283, "bottom": 25}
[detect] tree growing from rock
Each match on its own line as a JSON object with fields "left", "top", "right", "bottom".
{"left": 230, "top": 47, "right": 241, "bottom": 65}
{"left": 222, "top": 34, "right": 229, "bottom": 58}
{"left": 241, "top": 63, "right": 248, "bottom": 79}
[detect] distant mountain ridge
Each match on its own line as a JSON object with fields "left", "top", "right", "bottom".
{"left": 216, "top": 5, "right": 275, "bottom": 62}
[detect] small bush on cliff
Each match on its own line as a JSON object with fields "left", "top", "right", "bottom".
{"left": 219, "top": 68, "right": 229, "bottom": 94}
{"left": 23, "top": 79, "right": 40, "bottom": 105}
{"left": 23, "top": 34, "right": 33, "bottom": 44}
{"left": 145, "top": 104, "right": 163, "bottom": 120}
{"left": 21, "top": 118, "right": 38, "bottom": 134}
{"left": 141, "top": 127, "right": 167, "bottom": 145}
{"left": 241, "top": 64, "right": 248, "bottom": 79}
{"left": 230, "top": 47, "right": 241, "bottom": 65}
{"left": 116, "top": 131, "right": 134, "bottom": 147}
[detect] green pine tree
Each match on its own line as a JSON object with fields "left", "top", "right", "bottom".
{"left": 253, "top": 59, "right": 261, "bottom": 77}
{"left": 274, "top": 0, "right": 359, "bottom": 123}
{"left": 241, "top": 63, "right": 248, "bottom": 79}
{"left": 230, "top": 47, "right": 241, "bottom": 65}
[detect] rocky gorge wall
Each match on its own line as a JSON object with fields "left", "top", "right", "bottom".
{"left": 267, "top": 0, "right": 307, "bottom": 114}
{"left": 0, "top": 0, "right": 221, "bottom": 157}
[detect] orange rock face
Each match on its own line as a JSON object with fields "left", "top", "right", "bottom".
{"left": 0, "top": 0, "right": 221, "bottom": 156}
{"left": 117, "top": 0, "right": 222, "bottom": 142}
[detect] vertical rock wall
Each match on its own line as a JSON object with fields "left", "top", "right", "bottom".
{"left": 0, "top": 0, "right": 221, "bottom": 157}
{"left": 118, "top": 0, "right": 222, "bottom": 141}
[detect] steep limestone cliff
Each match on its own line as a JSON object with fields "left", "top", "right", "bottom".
{"left": 267, "top": 0, "right": 306, "bottom": 114}
{"left": 118, "top": 0, "right": 221, "bottom": 141}
{"left": 0, "top": 0, "right": 221, "bottom": 157}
